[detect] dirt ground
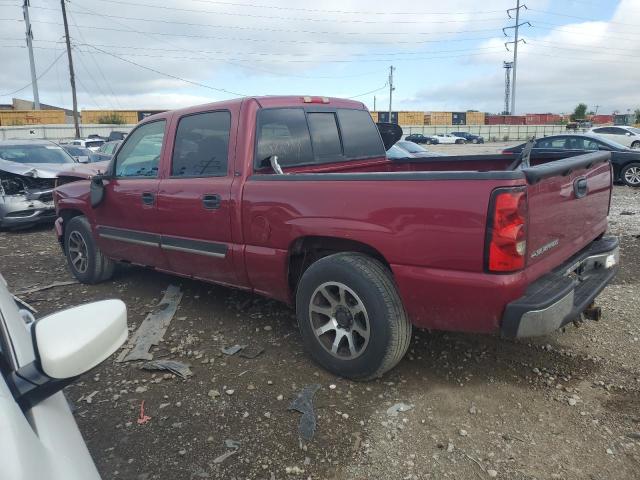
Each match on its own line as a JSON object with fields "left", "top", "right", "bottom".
{"left": 1, "top": 185, "right": 639, "bottom": 480}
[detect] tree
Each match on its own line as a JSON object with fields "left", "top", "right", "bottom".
{"left": 571, "top": 103, "right": 588, "bottom": 121}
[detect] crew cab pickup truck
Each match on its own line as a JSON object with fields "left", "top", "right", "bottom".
{"left": 53, "top": 96, "right": 619, "bottom": 379}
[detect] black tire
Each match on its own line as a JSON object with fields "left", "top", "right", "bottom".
{"left": 64, "top": 216, "right": 115, "bottom": 284}
{"left": 631, "top": 141, "right": 640, "bottom": 149}
{"left": 455, "top": 139, "right": 464, "bottom": 144}
{"left": 621, "top": 162, "right": 640, "bottom": 187}
{"left": 296, "top": 253, "right": 412, "bottom": 380}
{"left": 472, "top": 138, "right": 478, "bottom": 144}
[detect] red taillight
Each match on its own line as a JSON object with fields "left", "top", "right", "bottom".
{"left": 485, "top": 187, "right": 528, "bottom": 272}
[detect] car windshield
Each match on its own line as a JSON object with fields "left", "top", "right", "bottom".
{"left": 85, "top": 140, "right": 104, "bottom": 148}
{"left": 386, "top": 144, "right": 412, "bottom": 159}
{"left": 628, "top": 127, "right": 640, "bottom": 134}
{"left": 593, "top": 136, "right": 631, "bottom": 150}
{"left": 0, "top": 144, "right": 76, "bottom": 164}
{"left": 397, "top": 141, "right": 427, "bottom": 153}
{"left": 65, "top": 146, "right": 92, "bottom": 156}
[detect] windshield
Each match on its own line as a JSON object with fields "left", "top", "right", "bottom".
{"left": 64, "top": 146, "right": 91, "bottom": 156}
{"left": 397, "top": 141, "right": 427, "bottom": 153}
{"left": 0, "top": 144, "right": 76, "bottom": 164}
{"left": 85, "top": 140, "right": 105, "bottom": 148}
{"left": 386, "top": 144, "right": 412, "bottom": 159}
{"left": 593, "top": 136, "right": 631, "bottom": 150}
{"left": 629, "top": 127, "right": 640, "bottom": 134}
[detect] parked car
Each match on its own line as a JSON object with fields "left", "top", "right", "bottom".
{"left": 0, "top": 140, "right": 77, "bottom": 229}
{"left": 589, "top": 125, "right": 640, "bottom": 149}
{"left": 107, "top": 131, "right": 128, "bottom": 142}
{"left": 450, "top": 132, "right": 484, "bottom": 144}
{"left": 502, "top": 134, "right": 640, "bottom": 187}
{"left": 54, "top": 95, "right": 618, "bottom": 380}
{"left": 69, "top": 139, "right": 105, "bottom": 152}
{"left": 395, "top": 140, "right": 445, "bottom": 157}
{"left": 93, "top": 140, "right": 122, "bottom": 162}
{"left": 0, "top": 273, "right": 127, "bottom": 480}
{"left": 433, "top": 133, "right": 466, "bottom": 144}
{"left": 60, "top": 145, "right": 99, "bottom": 163}
{"left": 405, "top": 133, "right": 438, "bottom": 145}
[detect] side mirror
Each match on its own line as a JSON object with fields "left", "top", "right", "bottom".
{"left": 35, "top": 299, "right": 127, "bottom": 379}
{"left": 626, "top": 132, "right": 632, "bottom": 136}
{"left": 90, "top": 174, "right": 106, "bottom": 208}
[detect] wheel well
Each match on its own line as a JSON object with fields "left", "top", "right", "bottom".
{"left": 58, "top": 209, "right": 84, "bottom": 249}
{"left": 287, "top": 236, "right": 391, "bottom": 295}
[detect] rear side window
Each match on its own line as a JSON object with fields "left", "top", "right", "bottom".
{"left": 307, "top": 112, "right": 342, "bottom": 160}
{"left": 255, "top": 108, "right": 313, "bottom": 167}
{"left": 172, "top": 111, "right": 231, "bottom": 177}
{"left": 337, "top": 109, "right": 385, "bottom": 158}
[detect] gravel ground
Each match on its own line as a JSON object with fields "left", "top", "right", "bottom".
{"left": 1, "top": 185, "right": 638, "bottom": 480}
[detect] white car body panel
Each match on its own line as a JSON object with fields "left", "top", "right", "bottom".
{"left": 433, "top": 134, "right": 465, "bottom": 144}
{"left": 589, "top": 126, "right": 640, "bottom": 148}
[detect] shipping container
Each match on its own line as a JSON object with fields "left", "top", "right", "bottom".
{"left": 81, "top": 110, "right": 139, "bottom": 124}
{"left": 451, "top": 112, "right": 466, "bottom": 125}
{"left": 377, "top": 111, "right": 398, "bottom": 124}
{"left": 370, "top": 111, "right": 379, "bottom": 122}
{"left": 614, "top": 114, "right": 634, "bottom": 126}
{"left": 591, "top": 114, "right": 614, "bottom": 124}
{"left": 505, "top": 115, "right": 526, "bottom": 125}
{"left": 430, "top": 111, "right": 453, "bottom": 125}
{"left": 0, "top": 110, "right": 65, "bottom": 126}
{"left": 423, "top": 113, "right": 431, "bottom": 125}
{"left": 397, "top": 111, "right": 424, "bottom": 125}
{"left": 466, "top": 111, "right": 485, "bottom": 125}
{"left": 525, "top": 114, "right": 543, "bottom": 125}
{"left": 526, "top": 113, "right": 562, "bottom": 125}
{"left": 485, "top": 115, "right": 506, "bottom": 125}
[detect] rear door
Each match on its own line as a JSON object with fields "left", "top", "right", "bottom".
{"left": 92, "top": 120, "right": 168, "bottom": 268}
{"left": 525, "top": 152, "right": 612, "bottom": 270}
{"left": 155, "top": 109, "right": 237, "bottom": 285}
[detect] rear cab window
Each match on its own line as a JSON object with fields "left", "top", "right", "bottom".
{"left": 255, "top": 107, "right": 384, "bottom": 170}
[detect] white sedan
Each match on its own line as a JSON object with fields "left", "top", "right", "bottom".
{"left": 432, "top": 134, "right": 466, "bottom": 144}
{"left": 0, "top": 274, "right": 127, "bottom": 480}
{"left": 589, "top": 126, "right": 640, "bottom": 149}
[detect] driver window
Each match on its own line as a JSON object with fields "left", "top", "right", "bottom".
{"left": 115, "top": 120, "right": 165, "bottom": 178}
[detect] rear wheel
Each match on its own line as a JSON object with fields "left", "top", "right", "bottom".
{"left": 64, "top": 216, "right": 115, "bottom": 284}
{"left": 471, "top": 138, "right": 478, "bottom": 144}
{"left": 296, "top": 253, "right": 412, "bottom": 380}
{"left": 631, "top": 141, "right": 640, "bottom": 149}
{"left": 621, "top": 163, "right": 640, "bottom": 187}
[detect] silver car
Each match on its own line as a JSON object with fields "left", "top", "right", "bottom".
{"left": 0, "top": 140, "right": 78, "bottom": 229}
{"left": 0, "top": 273, "right": 127, "bottom": 479}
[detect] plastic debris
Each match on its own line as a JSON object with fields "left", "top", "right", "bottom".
{"left": 288, "top": 384, "right": 321, "bottom": 442}
{"left": 212, "top": 450, "right": 237, "bottom": 464}
{"left": 141, "top": 360, "right": 192, "bottom": 379}
{"left": 224, "top": 439, "right": 241, "bottom": 449}
{"left": 137, "top": 400, "right": 151, "bottom": 425}
{"left": 239, "top": 345, "right": 264, "bottom": 359}
{"left": 14, "top": 280, "right": 78, "bottom": 296}
{"left": 118, "top": 285, "right": 183, "bottom": 362}
{"left": 221, "top": 344, "right": 246, "bottom": 355}
{"left": 386, "top": 402, "right": 414, "bottom": 417}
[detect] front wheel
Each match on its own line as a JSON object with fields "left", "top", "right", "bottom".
{"left": 631, "top": 141, "right": 640, "bottom": 149}
{"left": 471, "top": 138, "right": 478, "bottom": 144}
{"left": 621, "top": 162, "right": 640, "bottom": 187}
{"left": 296, "top": 253, "right": 412, "bottom": 380}
{"left": 64, "top": 215, "right": 115, "bottom": 284}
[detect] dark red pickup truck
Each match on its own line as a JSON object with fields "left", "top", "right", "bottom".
{"left": 53, "top": 96, "right": 619, "bottom": 379}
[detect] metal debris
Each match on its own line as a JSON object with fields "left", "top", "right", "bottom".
{"left": 386, "top": 402, "right": 414, "bottom": 417}
{"left": 239, "top": 345, "right": 264, "bottom": 359}
{"left": 224, "top": 439, "right": 241, "bottom": 449}
{"left": 141, "top": 360, "right": 192, "bottom": 379}
{"left": 221, "top": 344, "right": 246, "bottom": 355}
{"left": 14, "top": 280, "right": 78, "bottom": 296}
{"left": 118, "top": 285, "right": 183, "bottom": 362}
{"left": 288, "top": 384, "right": 321, "bottom": 442}
{"left": 212, "top": 449, "right": 237, "bottom": 464}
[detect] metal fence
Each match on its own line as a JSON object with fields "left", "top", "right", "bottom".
{"left": 0, "top": 124, "right": 136, "bottom": 141}
{"left": 401, "top": 124, "right": 586, "bottom": 141}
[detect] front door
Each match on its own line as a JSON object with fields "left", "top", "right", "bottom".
{"left": 93, "top": 119, "right": 169, "bottom": 269}
{"left": 156, "top": 110, "right": 237, "bottom": 285}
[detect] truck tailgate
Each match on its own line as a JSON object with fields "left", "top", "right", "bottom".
{"left": 524, "top": 151, "right": 612, "bottom": 272}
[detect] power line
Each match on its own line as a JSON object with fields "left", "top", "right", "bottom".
{"left": 82, "top": 44, "right": 246, "bottom": 97}
{"left": 0, "top": 49, "right": 66, "bottom": 96}
{"left": 347, "top": 83, "right": 388, "bottom": 99}
{"left": 529, "top": 8, "right": 640, "bottom": 28}
{"left": 61, "top": 0, "right": 505, "bottom": 24}
{"left": 532, "top": 21, "right": 640, "bottom": 39}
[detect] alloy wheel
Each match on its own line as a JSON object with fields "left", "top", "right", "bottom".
{"left": 68, "top": 230, "right": 89, "bottom": 273}
{"left": 624, "top": 166, "right": 640, "bottom": 186}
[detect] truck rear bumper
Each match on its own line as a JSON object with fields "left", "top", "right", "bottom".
{"left": 501, "top": 236, "right": 619, "bottom": 338}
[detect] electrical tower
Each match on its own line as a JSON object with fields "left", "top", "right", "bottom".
{"left": 503, "top": 1, "right": 530, "bottom": 115}
{"left": 503, "top": 61, "right": 513, "bottom": 115}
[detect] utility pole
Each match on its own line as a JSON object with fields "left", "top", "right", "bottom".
{"left": 22, "top": 0, "right": 40, "bottom": 109}
{"left": 594, "top": 105, "right": 600, "bottom": 115}
{"left": 503, "top": 1, "right": 529, "bottom": 115}
{"left": 373, "top": 95, "right": 376, "bottom": 112}
{"left": 388, "top": 65, "right": 395, "bottom": 122}
{"left": 503, "top": 61, "right": 513, "bottom": 115}
{"left": 60, "top": 0, "right": 80, "bottom": 138}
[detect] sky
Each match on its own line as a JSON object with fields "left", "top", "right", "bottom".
{"left": 0, "top": 0, "right": 637, "bottom": 115}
